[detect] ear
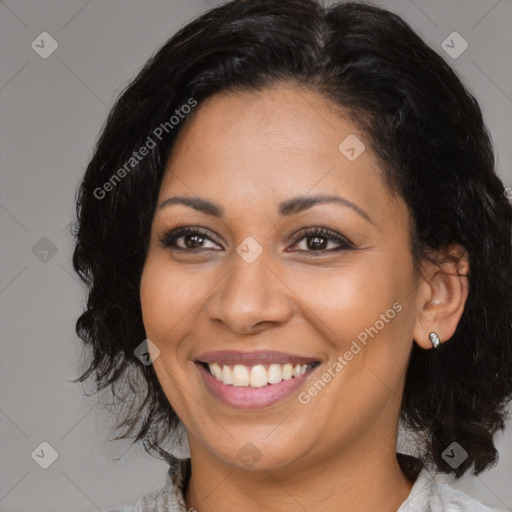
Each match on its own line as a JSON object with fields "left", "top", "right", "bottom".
{"left": 413, "top": 244, "right": 469, "bottom": 349}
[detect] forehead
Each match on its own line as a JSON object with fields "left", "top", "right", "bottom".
{"left": 158, "top": 85, "right": 402, "bottom": 224}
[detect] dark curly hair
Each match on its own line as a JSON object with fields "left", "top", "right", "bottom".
{"left": 71, "top": 0, "right": 512, "bottom": 478}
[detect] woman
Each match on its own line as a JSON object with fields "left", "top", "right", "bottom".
{"left": 72, "top": 1, "right": 512, "bottom": 510}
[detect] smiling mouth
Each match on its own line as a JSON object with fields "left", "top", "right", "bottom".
{"left": 197, "top": 361, "right": 320, "bottom": 388}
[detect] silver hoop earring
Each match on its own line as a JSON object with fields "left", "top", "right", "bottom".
{"left": 429, "top": 332, "right": 441, "bottom": 348}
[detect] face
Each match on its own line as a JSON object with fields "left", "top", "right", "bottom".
{"left": 140, "top": 84, "right": 422, "bottom": 473}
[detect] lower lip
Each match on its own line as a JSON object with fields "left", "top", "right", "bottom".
{"left": 196, "top": 363, "right": 317, "bottom": 409}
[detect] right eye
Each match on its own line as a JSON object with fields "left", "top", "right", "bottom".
{"left": 158, "top": 226, "right": 223, "bottom": 251}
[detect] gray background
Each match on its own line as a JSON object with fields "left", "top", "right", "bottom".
{"left": 1, "top": 0, "right": 511, "bottom": 510}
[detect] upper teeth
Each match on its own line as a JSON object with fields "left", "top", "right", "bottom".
{"left": 207, "top": 363, "right": 309, "bottom": 387}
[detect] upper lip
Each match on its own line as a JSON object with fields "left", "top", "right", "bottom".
{"left": 195, "top": 350, "right": 320, "bottom": 366}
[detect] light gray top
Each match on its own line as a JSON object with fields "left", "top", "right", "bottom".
{"left": 106, "top": 458, "right": 505, "bottom": 512}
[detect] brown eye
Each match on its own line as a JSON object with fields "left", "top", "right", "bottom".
{"left": 288, "top": 227, "right": 354, "bottom": 253}
{"left": 159, "top": 227, "right": 223, "bottom": 251}
{"left": 304, "top": 234, "right": 329, "bottom": 250}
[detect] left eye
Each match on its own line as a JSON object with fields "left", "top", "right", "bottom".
{"left": 288, "top": 228, "right": 353, "bottom": 253}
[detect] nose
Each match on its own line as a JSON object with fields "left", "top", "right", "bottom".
{"left": 205, "top": 253, "right": 294, "bottom": 335}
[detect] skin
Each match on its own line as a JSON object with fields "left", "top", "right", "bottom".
{"left": 140, "top": 84, "right": 469, "bottom": 512}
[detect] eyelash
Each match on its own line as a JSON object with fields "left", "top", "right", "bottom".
{"left": 158, "top": 225, "right": 354, "bottom": 254}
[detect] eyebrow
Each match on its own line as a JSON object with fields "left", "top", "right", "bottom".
{"left": 159, "top": 194, "right": 373, "bottom": 224}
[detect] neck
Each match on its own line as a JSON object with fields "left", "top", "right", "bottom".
{"left": 184, "top": 437, "right": 415, "bottom": 512}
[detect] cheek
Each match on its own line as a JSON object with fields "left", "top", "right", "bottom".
{"left": 139, "top": 251, "right": 230, "bottom": 374}
{"left": 283, "top": 257, "right": 408, "bottom": 348}
{"left": 139, "top": 256, "right": 200, "bottom": 413}
{"left": 139, "top": 254, "right": 199, "bottom": 343}
{"left": 292, "top": 262, "right": 413, "bottom": 424}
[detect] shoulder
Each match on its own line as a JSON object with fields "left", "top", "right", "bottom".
{"left": 104, "top": 483, "right": 167, "bottom": 512}
{"left": 399, "top": 467, "right": 506, "bottom": 512}
{"left": 105, "top": 459, "right": 189, "bottom": 512}
{"left": 430, "top": 479, "right": 505, "bottom": 512}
